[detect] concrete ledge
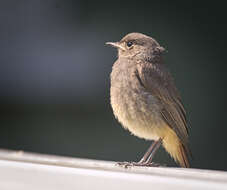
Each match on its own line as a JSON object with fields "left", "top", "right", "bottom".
{"left": 0, "top": 149, "right": 226, "bottom": 190}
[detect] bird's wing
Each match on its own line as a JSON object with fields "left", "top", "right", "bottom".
{"left": 136, "top": 63, "right": 189, "bottom": 145}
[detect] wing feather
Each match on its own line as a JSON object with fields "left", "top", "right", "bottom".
{"left": 136, "top": 63, "right": 189, "bottom": 145}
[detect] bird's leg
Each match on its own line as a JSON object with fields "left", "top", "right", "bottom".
{"left": 138, "top": 138, "right": 162, "bottom": 163}
{"left": 117, "top": 138, "right": 162, "bottom": 168}
{"left": 142, "top": 138, "right": 162, "bottom": 166}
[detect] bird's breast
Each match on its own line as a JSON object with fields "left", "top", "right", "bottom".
{"left": 110, "top": 63, "right": 163, "bottom": 140}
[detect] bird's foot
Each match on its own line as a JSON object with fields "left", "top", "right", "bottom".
{"left": 117, "top": 161, "right": 160, "bottom": 168}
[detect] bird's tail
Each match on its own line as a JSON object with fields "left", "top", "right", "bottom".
{"left": 162, "top": 128, "right": 190, "bottom": 168}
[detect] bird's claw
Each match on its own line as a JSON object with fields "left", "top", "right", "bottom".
{"left": 117, "top": 161, "right": 160, "bottom": 168}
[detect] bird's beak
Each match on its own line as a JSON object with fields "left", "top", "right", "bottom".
{"left": 106, "top": 42, "right": 125, "bottom": 51}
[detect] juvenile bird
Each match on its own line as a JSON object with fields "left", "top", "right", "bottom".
{"left": 106, "top": 32, "right": 191, "bottom": 168}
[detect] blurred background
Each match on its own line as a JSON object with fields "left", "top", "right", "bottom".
{"left": 0, "top": 0, "right": 226, "bottom": 171}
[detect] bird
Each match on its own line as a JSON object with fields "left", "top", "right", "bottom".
{"left": 106, "top": 32, "right": 191, "bottom": 168}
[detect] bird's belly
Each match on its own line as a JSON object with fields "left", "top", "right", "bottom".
{"left": 110, "top": 86, "right": 163, "bottom": 140}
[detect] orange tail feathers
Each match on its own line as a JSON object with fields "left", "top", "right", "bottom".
{"left": 162, "top": 128, "right": 190, "bottom": 168}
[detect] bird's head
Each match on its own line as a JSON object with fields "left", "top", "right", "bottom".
{"left": 106, "top": 32, "right": 165, "bottom": 63}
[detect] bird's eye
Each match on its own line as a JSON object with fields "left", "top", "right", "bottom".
{"left": 126, "top": 41, "right": 133, "bottom": 47}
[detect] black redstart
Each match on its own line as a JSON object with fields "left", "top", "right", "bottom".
{"left": 106, "top": 32, "right": 191, "bottom": 167}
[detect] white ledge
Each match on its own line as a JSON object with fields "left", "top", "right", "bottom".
{"left": 0, "top": 149, "right": 226, "bottom": 190}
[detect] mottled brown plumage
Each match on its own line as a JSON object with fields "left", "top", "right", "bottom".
{"left": 106, "top": 32, "right": 191, "bottom": 167}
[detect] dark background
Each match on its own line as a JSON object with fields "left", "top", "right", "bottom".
{"left": 0, "top": 0, "right": 226, "bottom": 171}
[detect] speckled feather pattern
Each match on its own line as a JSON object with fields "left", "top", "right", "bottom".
{"left": 110, "top": 58, "right": 164, "bottom": 140}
